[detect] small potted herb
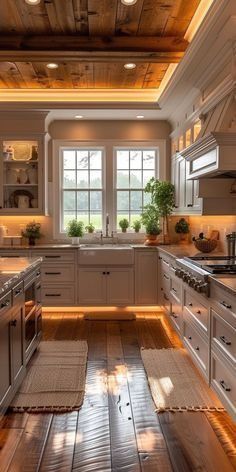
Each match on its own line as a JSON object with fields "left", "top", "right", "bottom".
{"left": 119, "top": 218, "right": 129, "bottom": 233}
{"left": 66, "top": 219, "right": 84, "bottom": 245}
{"left": 85, "top": 223, "right": 95, "bottom": 234}
{"left": 21, "top": 221, "right": 42, "bottom": 246}
{"left": 132, "top": 219, "right": 141, "bottom": 233}
{"left": 144, "top": 220, "right": 161, "bottom": 246}
{"left": 175, "top": 218, "right": 190, "bottom": 244}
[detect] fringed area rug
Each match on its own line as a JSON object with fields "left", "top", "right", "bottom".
{"left": 141, "top": 348, "right": 225, "bottom": 413}
{"left": 10, "top": 341, "right": 88, "bottom": 413}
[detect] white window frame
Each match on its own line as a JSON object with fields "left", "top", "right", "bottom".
{"left": 53, "top": 139, "right": 167, "bottom": 239}
{"left": 114, "top": 146, "right": 159, "bottom": 231}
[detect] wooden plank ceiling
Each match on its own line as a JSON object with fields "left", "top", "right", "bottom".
{"left": 0, "top": 0, "right": 201, "bottom": 89}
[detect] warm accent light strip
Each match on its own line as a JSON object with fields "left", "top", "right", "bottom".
{"left": 0, "top": 88, "right": 159, "bottom": 103}
{"left": 43, "top": 305, "right": 163, "bottom": 313}
{"left": 184, "top": 0, "right": 215, "bottom": 42}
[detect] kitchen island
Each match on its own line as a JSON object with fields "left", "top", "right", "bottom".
{"left": 0, "top": 257, "right": 42, "bottom": 418}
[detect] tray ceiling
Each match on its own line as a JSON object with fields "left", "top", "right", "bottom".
{"left": 0, "top": 0, "right": 201, "bottom": 91}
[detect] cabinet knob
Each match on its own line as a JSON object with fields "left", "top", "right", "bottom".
{"left": 10, "top": 319, "right": 17, "bottom": 327}
{"left": 219, "top": 335, "right": 231, "bottom": 346}
{"left": 102, "top": 271, "right": 106, "bottom": 275}
{"left": 107, "top": 271, "right": 110, "bottom": 275}
{"left": 220, "top": 301, "right": 232, "bottom": 310}
{"left": 220, "top": 380, "right": 231, "bottom": 392}
{"left": 188, "top": 336, "right": 192, "bottom": 340}
{"left": 195, "top": 346, "right": 200, "bottom": 351}
{"left": 187, "top": 204, "right": 193, "bottom": 207}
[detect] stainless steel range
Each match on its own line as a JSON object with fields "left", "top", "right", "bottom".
{"left": 175, "top": 256, "right": 236, "bottom": 297}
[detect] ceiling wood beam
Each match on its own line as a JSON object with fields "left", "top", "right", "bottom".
{"left": 0, "top": 35, "right": 188, "bottom": 63}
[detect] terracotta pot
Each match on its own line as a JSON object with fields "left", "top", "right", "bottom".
{"left": 144, "top": 234, "right": 158, "bottom": 246}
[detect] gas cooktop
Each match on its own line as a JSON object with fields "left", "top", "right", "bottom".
{"left": 185, "top": 256, "right": 236, "bottom": 274}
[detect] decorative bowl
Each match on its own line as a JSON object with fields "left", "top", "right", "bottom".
{"left": 193, "top": 239, "right": 218, "bottom": 253}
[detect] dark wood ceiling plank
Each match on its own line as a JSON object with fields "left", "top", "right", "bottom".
{"left": 0, "top": 0, "right": 27, "bottom": 33}
{"left": 15, "top": 61, "right": 45, "bottom": 88}
{"left": 69, "top": 63, "right": 95, "bottom": 88}
{"left": 116, "top": 0, "right": 145, "bottom": 35}
{"left": 44, "top": 0, "right": 76, "bottom": 33}
{"left": 143, "top": 62, "right": 169, "bottom": 88}
{"left": 138, "top": 0, "right": 175, "bottom": 36}
{"left": 72, "top": 0, "right": 89, "bottom": 34}
{"left": 163, "top": 0, "right": 201, "bottom": 36}
{"left": 0, "top": 35, "right": 189, "bottom": 52}
{"left": 88, "top": 0, "right": 117, "bottom": 36}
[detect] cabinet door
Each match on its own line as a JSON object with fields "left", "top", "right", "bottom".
{"left": 107, "top": 268, "right": 134, "bottom": 305}
{"left": 78, "top": 269, "right": 106, "bottom": 305}
{"left": 0, "top": 306, "right": 12, "bottom": 413}
{"left": 135, "top": 250, "right": 158, "bottom": 305}
{"left": 11, "top": 303, "right": 25, "bottom": 386}
{"left": 171, "top": 156, "right": 179, "bottom": 210}
{"left": 178, "top": 157, "right": 186, "bottom": 210}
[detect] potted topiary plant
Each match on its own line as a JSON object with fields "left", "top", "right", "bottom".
{"left": 175, "top": 218, "right": 190, "bottom": 244}
{"left": 144, "top": 178, "right": 175, "bottom": 244}
{"left": 144, "top": 220, "right": 161, "bottom": 246}
{"left": 119, "top": 218, "right": 129, "bottom": 233}
{"left": 21, "top": 220, "right": 42, "bottom": 246}
{"left": 132, "top": 219, "right": 141, "bottom": 233}
{"left": 141, "top": 204, "right": 161, "bottom": 245}
{"left": 85, "top": 223, "right": 95, "bottom": 234}
{"left": 66, "top": 219, "right": 84, "bottom": 245}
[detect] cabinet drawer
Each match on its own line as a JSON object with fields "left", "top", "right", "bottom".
{"left": 184, "top": 289, "right": 208, "bottom": 331}
{"left": 41, "top": 286, "right": 75, "bottom": 305}
{"left": 162, "top": 272, "right": 170, "bottom": 293}
{"left": 210, "top": 284, "right": 236, "bottom": 324}
{"left": 183, "top": 315, "right": 208, "bottom": 375}
{"left": 170, "top": 277, "right": 181, "bottom": 303}
{"left": 211, "top": 353, "right": 235, "bottom": 418}
{"left": 170, "top": 299, "right": 182, "bottom": 332}
{"left": 41, "top": 264, "right": 75, "bottom": 283}
{"left": 0, "top": 291, "right": 12, "bottom": 314}
{"left": 212, "top": 309, "right": 236, "bottom": 362}
{"left": 34, "top": 251, "right": 76, "bottom": 263}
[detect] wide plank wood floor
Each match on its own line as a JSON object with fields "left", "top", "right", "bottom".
{"left": 0, "top": 312, "right": 235, "bottom": 472}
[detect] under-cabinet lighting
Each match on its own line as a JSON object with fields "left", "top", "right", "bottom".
{"left": 124, "top": 63, "right": 136, "bottom": 70}
{"left": 25, "top": 0, "right": 41, "bottom": 4}
{"left": 46, "top": 63, "right": 59, "bottom": 70}
{"left": 121, "top": 0, "right": 138, "bottom": 5}
{"left": 75, "top": 115, "right": 83, "bottom": 119}
{"left": 136, "top": 115, "right": 144, "bottom": 119}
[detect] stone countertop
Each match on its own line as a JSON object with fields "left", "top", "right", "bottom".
{"left": 0, "top": 257, "right": 42, "bottom": 296}
{"left": 210, "top": 276, "right": 236, "bottom": 295}
{"left": 157, "top": 244, "right": 227, "bottom": 259}
{"left": 157, "top": 245, "right": 236, "bottom": 296}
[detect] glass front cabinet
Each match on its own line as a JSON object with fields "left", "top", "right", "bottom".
{"left": 0, "top": 136, "right": 45, "bottom": 214}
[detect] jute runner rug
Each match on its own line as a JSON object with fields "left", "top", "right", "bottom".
{"left": 10, "top": 341, "right": 88, "bottom": 413}
{"left": 141, "top": 347, "right": 225, "bottom": 412}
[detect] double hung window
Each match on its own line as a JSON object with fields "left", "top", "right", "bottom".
{"left": 115, "top": 147, "right": 157, "bottom": 227}
{"left": 61, "top": 148, "right": 103, "bottom": 231}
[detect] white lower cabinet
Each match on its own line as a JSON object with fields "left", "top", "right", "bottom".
{"left": 157, "top": 248, "right": 236, "bottom": 420}
{"left": 134, "top": 249, "right": 158, "bottom": 305}
{"left": 78, "top": 267, "right": 134, "bottom": 306}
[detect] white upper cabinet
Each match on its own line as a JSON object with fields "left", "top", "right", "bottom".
{"left": 0, "top": 135, "right": 46, "bottom": 215}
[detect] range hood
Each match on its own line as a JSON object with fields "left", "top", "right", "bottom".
{"left": 181, "top": 92, "right": 236, "bottom": 179}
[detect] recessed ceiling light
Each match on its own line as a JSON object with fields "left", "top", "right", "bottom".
{"left": 121, "top": 0, "right": 138, "bottom": 5}
{"left": 46, "top": 63, "right": 58, "bottom": 69}
{"left": 136, "top": 115, "right": 144, "bottom": 119}
{"left": 124, "top": 63, "right": 136, "bottom": 70}
{"left": 75, "top": 115, "right": 83, "bottom": 119}
{"left": 25, "top": 0, "right": 41, "bottom": 5}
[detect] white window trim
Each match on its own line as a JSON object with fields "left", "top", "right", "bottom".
{"left": 52, "top": 139, "right": 167, "bottom": 240}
